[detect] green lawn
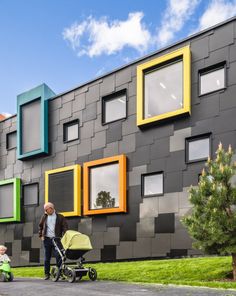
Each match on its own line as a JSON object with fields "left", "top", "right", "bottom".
{"left": 12, "top": 256, "right": 236, "bottom": 289}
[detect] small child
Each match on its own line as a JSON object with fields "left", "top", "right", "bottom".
{"left": 0, "top": 245, "right": 10, "bottom": 263}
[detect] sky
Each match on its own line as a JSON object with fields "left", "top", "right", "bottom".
{"left": 1, "top": 0, "right": 236, "bottom": 116}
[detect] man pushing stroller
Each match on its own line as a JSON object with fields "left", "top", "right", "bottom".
{"left": 38, "top": 202, "right": 68, "bottom": 280}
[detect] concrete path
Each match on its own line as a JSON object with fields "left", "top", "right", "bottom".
{"left": 0, "top": 278, "right": 236, "bottom": 296}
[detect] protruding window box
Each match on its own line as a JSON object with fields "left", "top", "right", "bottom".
{"left": 0, "top": 178, "right": 21, "bottom": 223}
{"left": 17, "top": 84, "right": 55, "bottom": 160}
{"left": 45, "top": 165, "right": 81, "bottom": 217}
{"left": 137, "top": 46, "right": 191, "bottom": 127}
{"left": 83, "top": 155, "right": 127, "bottom": 215}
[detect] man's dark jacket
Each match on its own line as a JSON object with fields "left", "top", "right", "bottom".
{"left": 38, "top": 212, "right": 68, "bottom": 238}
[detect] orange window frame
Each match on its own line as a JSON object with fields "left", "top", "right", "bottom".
{"left": 83, "top": 154, "right": 127, "bottom": 215}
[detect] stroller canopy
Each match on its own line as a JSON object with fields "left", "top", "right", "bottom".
{"left": 61, "top": 230, "right": 93, "bottom": 251}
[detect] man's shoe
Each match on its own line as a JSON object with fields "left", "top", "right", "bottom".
{"left": 44, "top": 274, "right": 50, "bottom": 280}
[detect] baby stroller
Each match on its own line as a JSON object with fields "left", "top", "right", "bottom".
{"left": 51, "top": 230, "right": 97, "bottom": 283}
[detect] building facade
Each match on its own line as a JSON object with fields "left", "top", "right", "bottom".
{"left": 0, "top": 18, "right": 236, "bottom": 266}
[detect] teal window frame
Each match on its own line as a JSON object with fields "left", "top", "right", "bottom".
{"left": 0, "top": 178, "right": 21, "bottom": 223}
{"left": 17, "top": 84, "right": 55, "bottom": 160}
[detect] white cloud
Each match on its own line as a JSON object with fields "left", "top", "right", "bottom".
{"left": 156, "top": 0, "right": 200, "bottom": 47}
{"left": 63, "top": 12, "right": 151, "bottom": 57}
{"left": 197, "top": 0, "right": 236, "bottom": 31}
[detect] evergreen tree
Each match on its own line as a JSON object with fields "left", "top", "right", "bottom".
{"left": 182, "top": 143, "right": 236, "bottom": 280}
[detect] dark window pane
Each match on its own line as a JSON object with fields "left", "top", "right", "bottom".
{"left": 105, "top": 94, "right": 126, "bottom": 123}
{"left": 188, "top": 137, "right": 210, "bottom": 161}
{"left": 90, "top": 163, "right": 119, "bottom": 210}
{"left": 49, "top": 170, "right": 74, "bottom": 212}
{"left": 21, "top": 99, "right": 41, "bottom": 154}
{"left": 200, "top": 67, "right": 225, "bottom": 95}
{"left": 144, "top": 60, "right": 183, "bottom": 119}
{"left": 143, "top": 173, "right": 163, "bottom": 196}
{"left": 0, "top": 184, "right": 14, "bottom": 218}
{"left": 7, "top": 131, "right": 17, "bottom": 150}
{"left": 24, "top": 184, "right": 38, "bottom": 206}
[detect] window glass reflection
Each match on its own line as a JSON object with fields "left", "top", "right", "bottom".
{"left": 90, "top": 163, "right": 119, "bottom": 210}
{"left": 188, "top": 137, "right": 210, "bottom": 161}
{"left": 67, "top": 123, "right": 79, "bottom": 142}
{"left": 144, "top": 173, "right": 163, "bottom": 196}
{"left": 200, "top": 67, "right": 225, "bottom": 95}
{"left": 105, "top": 94, "right": 126, "bottom": 123}
{"left": 144, "top": 60, "right": 183, "bottom": 119}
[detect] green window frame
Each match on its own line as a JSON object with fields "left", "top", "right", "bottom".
{"left": 0, "top": 178, "right": 21, "bottom": 223}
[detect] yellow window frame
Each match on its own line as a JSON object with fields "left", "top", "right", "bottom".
{"left": 45, "top": 164, "right": 81, "bottom": 217}
{"left": 83, "top": 155, "right": 127, "bottom": 215}
{"left": 137, "top": 45, "right": 191, "bottom": 126}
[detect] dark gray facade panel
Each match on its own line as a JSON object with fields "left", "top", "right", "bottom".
{"left": 191, "top": 35, "right": 209, "bottom": 61}
{"left": 209, "top": 23, "right": 234, "bottom": 51}
{"left": 106, "top": 121, "right": 122, "bottom": 143}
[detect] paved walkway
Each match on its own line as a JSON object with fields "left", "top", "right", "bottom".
{"left": 1, "top": 278, "right": 236, "bottom": 296}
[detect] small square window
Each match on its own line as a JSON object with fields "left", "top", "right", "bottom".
{"left": 137, "top": 46, "right": 191, "bottom": 126}
{"left": 23, "top": 183, "right": 39, "bottom": 206}
{"left": 199, "top": 62, "right": 226, "bottom": 96}
{"left": 6, "top": 131, "right": 17, "bottom": 150}
{"left": 102, "top": 89, "right": 127, "bottom": 124}
{"left": 83, "top": 155, "right": 127, "bottom": 215}
{"left": 142, "top": 172, "right": 164, "bottom": 197}
{"left": 186, "top": 133, "right": 211, "bottom": 163}
{"left": 63, "top": 120, "right": 79, "bottom": 143}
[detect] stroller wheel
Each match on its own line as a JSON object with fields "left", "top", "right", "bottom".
{"left": 66, "top": 267, "right": 76, "bottom": 283}
{"left": 88, "top": 268, "right": 97, "bottom": 281}
{"left": 8, "top": 272, "right": 14, "bottom": 282}
{"left": 0, "top": 272, "right": 7, "bottom": 282}
{"left": 51, "top": 266, "right": 60, "bottom": 282}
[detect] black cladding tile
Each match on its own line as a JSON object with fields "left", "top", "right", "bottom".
{"left": 101, "top": 245, "right": 116, "bottom": 261}
{"left": 21, "top": 237, "right": 31, "bottom": 251}
{"left": 167, "top": 249, "right": 188, "bottom": 258}
{"left": 165, "top": 171, "right": 183, "bottom": 193}
{"left": 92, "top": 216, "right": 107, "bottom": 232}
{"left": 14, "top": 224, "right": 23, "bottom": 240}
{"left": 155, "top": 213, "right": 175, "bottom": 234}
{"left": 30, "top": 248, "right": 40, "bottom": 263}
{"left": 5, "top": 242, "right": 12, "bottom": 256}
{"left": 133, "top": 145, "right": 150, "bottom": 166}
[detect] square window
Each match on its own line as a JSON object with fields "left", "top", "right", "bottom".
{"left": 102, "top": 89, "right": 127, "bottom": 124}
{"left": 199, "top": 63, "right": 226, "bottom": 96}
{"left": 23, "top": 183, "right": 38, "bottom": 206}
{"left": 0, "top": 178, "right": 21, "bottom": 222}
{"left": 6, "top": 131, "right": 17, "bottom": 150}
{"left": 83, "top": 155, "right": 127, "bottom": 215}
{"left": 142, "top": 172, "right": 163, "bottom": 197}
{"left": 186, "top": 134, "right": 211, "bottom": 163}
{"left": 45, "top": 165, "right": 81, "bottom": 217}
{"left": 63, "top": 120, "right": 79, "bottom": 143}
{"left": 137, "top": 46, "right": 191, "bottom": 126}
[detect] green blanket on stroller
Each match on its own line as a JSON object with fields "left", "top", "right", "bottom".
{"left": 61, "top": 230, "right": 93, "bottom": 251}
